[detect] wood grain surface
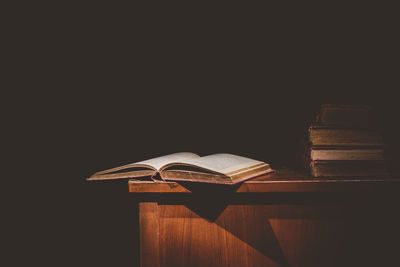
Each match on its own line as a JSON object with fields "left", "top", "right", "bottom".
{"left": 138, "top": 194, "right": 400, "bottom": 267}
{"left": 135, "top": 170, "right": 400, "bottom": 267}
{"left": 139, "top": 202, "right": 160, "bottom": 267}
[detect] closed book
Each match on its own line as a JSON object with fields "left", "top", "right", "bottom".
{"left": 310, "top": 160, "right": 387, "bottom": 177}
{"left": 317, "top": 104, "right": 371, "bottom": 128}
{"left": 309, "top": 125, "right": 383, "bottom": 147}
{"left": 310, "top": 147, "right": 384, "bottom": 161}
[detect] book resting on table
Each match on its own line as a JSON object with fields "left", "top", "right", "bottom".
{"left": 87, "top": 152, "right": 273, "bottom": 184}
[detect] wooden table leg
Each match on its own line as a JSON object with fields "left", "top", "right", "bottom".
{"left": 139, "top": 202, "right": 160, "bottom": 267}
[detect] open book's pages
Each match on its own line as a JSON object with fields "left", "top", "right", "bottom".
{"left": 87, "top": 153, "right": 273, "bottom": 184}
{"left": 159, "top": 154, "right": 273, "bottom": 184}
{"left": 87, "top": 152, "right": 200, "bottom": 180}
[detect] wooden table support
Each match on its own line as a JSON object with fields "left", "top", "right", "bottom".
{"left": 129, "top": 170, "right": 400, "bottom": 267}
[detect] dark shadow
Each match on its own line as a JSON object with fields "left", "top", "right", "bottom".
{"left": 216, "top": 210, "right": 290, "bottom": 267}
{"left": 174, "top": 181, "right": 239, "bottom": 221}
{"left": 167, "top": 182, "right": 293, "bottom": 265}
{"left": 145, "top": 180, "right": 400, "bottom": 267}
{"left": 155, "top": 183, "right": 372, "bottom": 267}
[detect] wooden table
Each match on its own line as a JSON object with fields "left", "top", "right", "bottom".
{"left": 129, "top": 170, "right": 400, "bottom": 267}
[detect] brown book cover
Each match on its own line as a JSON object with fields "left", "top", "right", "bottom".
{"left": 310, "top": 147, "right": 385, "bottom": 161}
{"left": 316, "top": 104, "right": 371, "bottom": 128}
{"left": 310, "top": 160, "right": 387, "bottom": 177}
{"left": 309, "top": 125, "right": 383, "bottom": 147}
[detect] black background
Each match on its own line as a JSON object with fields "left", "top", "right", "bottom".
{"left": 7, "top": 2, "right": 400, "bottom": 266}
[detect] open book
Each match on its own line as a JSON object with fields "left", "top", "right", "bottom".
{"left": 87, "top": 153, "right": 273, "bottom": 184}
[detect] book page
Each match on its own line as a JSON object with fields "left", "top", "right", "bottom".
{"left": 161, "top": 154, "right": 267, "bottom": 175}
{"left": 136, "top": 152, "right": 200, "bottom": 170}
{"left": 92, "top": 152, "right": 199, "bottom": 176}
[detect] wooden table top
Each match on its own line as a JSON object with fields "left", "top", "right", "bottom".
{"left": 129, "top": 169, "right": 400, "bottom": 193}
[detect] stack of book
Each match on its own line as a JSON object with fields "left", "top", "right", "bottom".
{"left": 306, "top": 104, "right": 386, "bottom": 177}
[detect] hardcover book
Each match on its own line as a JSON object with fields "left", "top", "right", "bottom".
{"left": 309, "top": 125, "right": 383, "bottom": 147}
{"left": 310, "top": 147, "right": 384, "bottom": 161}
{"left": 87, "top": 152, "right": 273, "bottom": 184}
{"left": 310, "top": 160, "right": 387, "bottom": 177}
{"left": 316, "top": 104, "right": 371, "bottom": 128}
{"left": 305, "top": 104, "right": 388, "bottom": 177}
